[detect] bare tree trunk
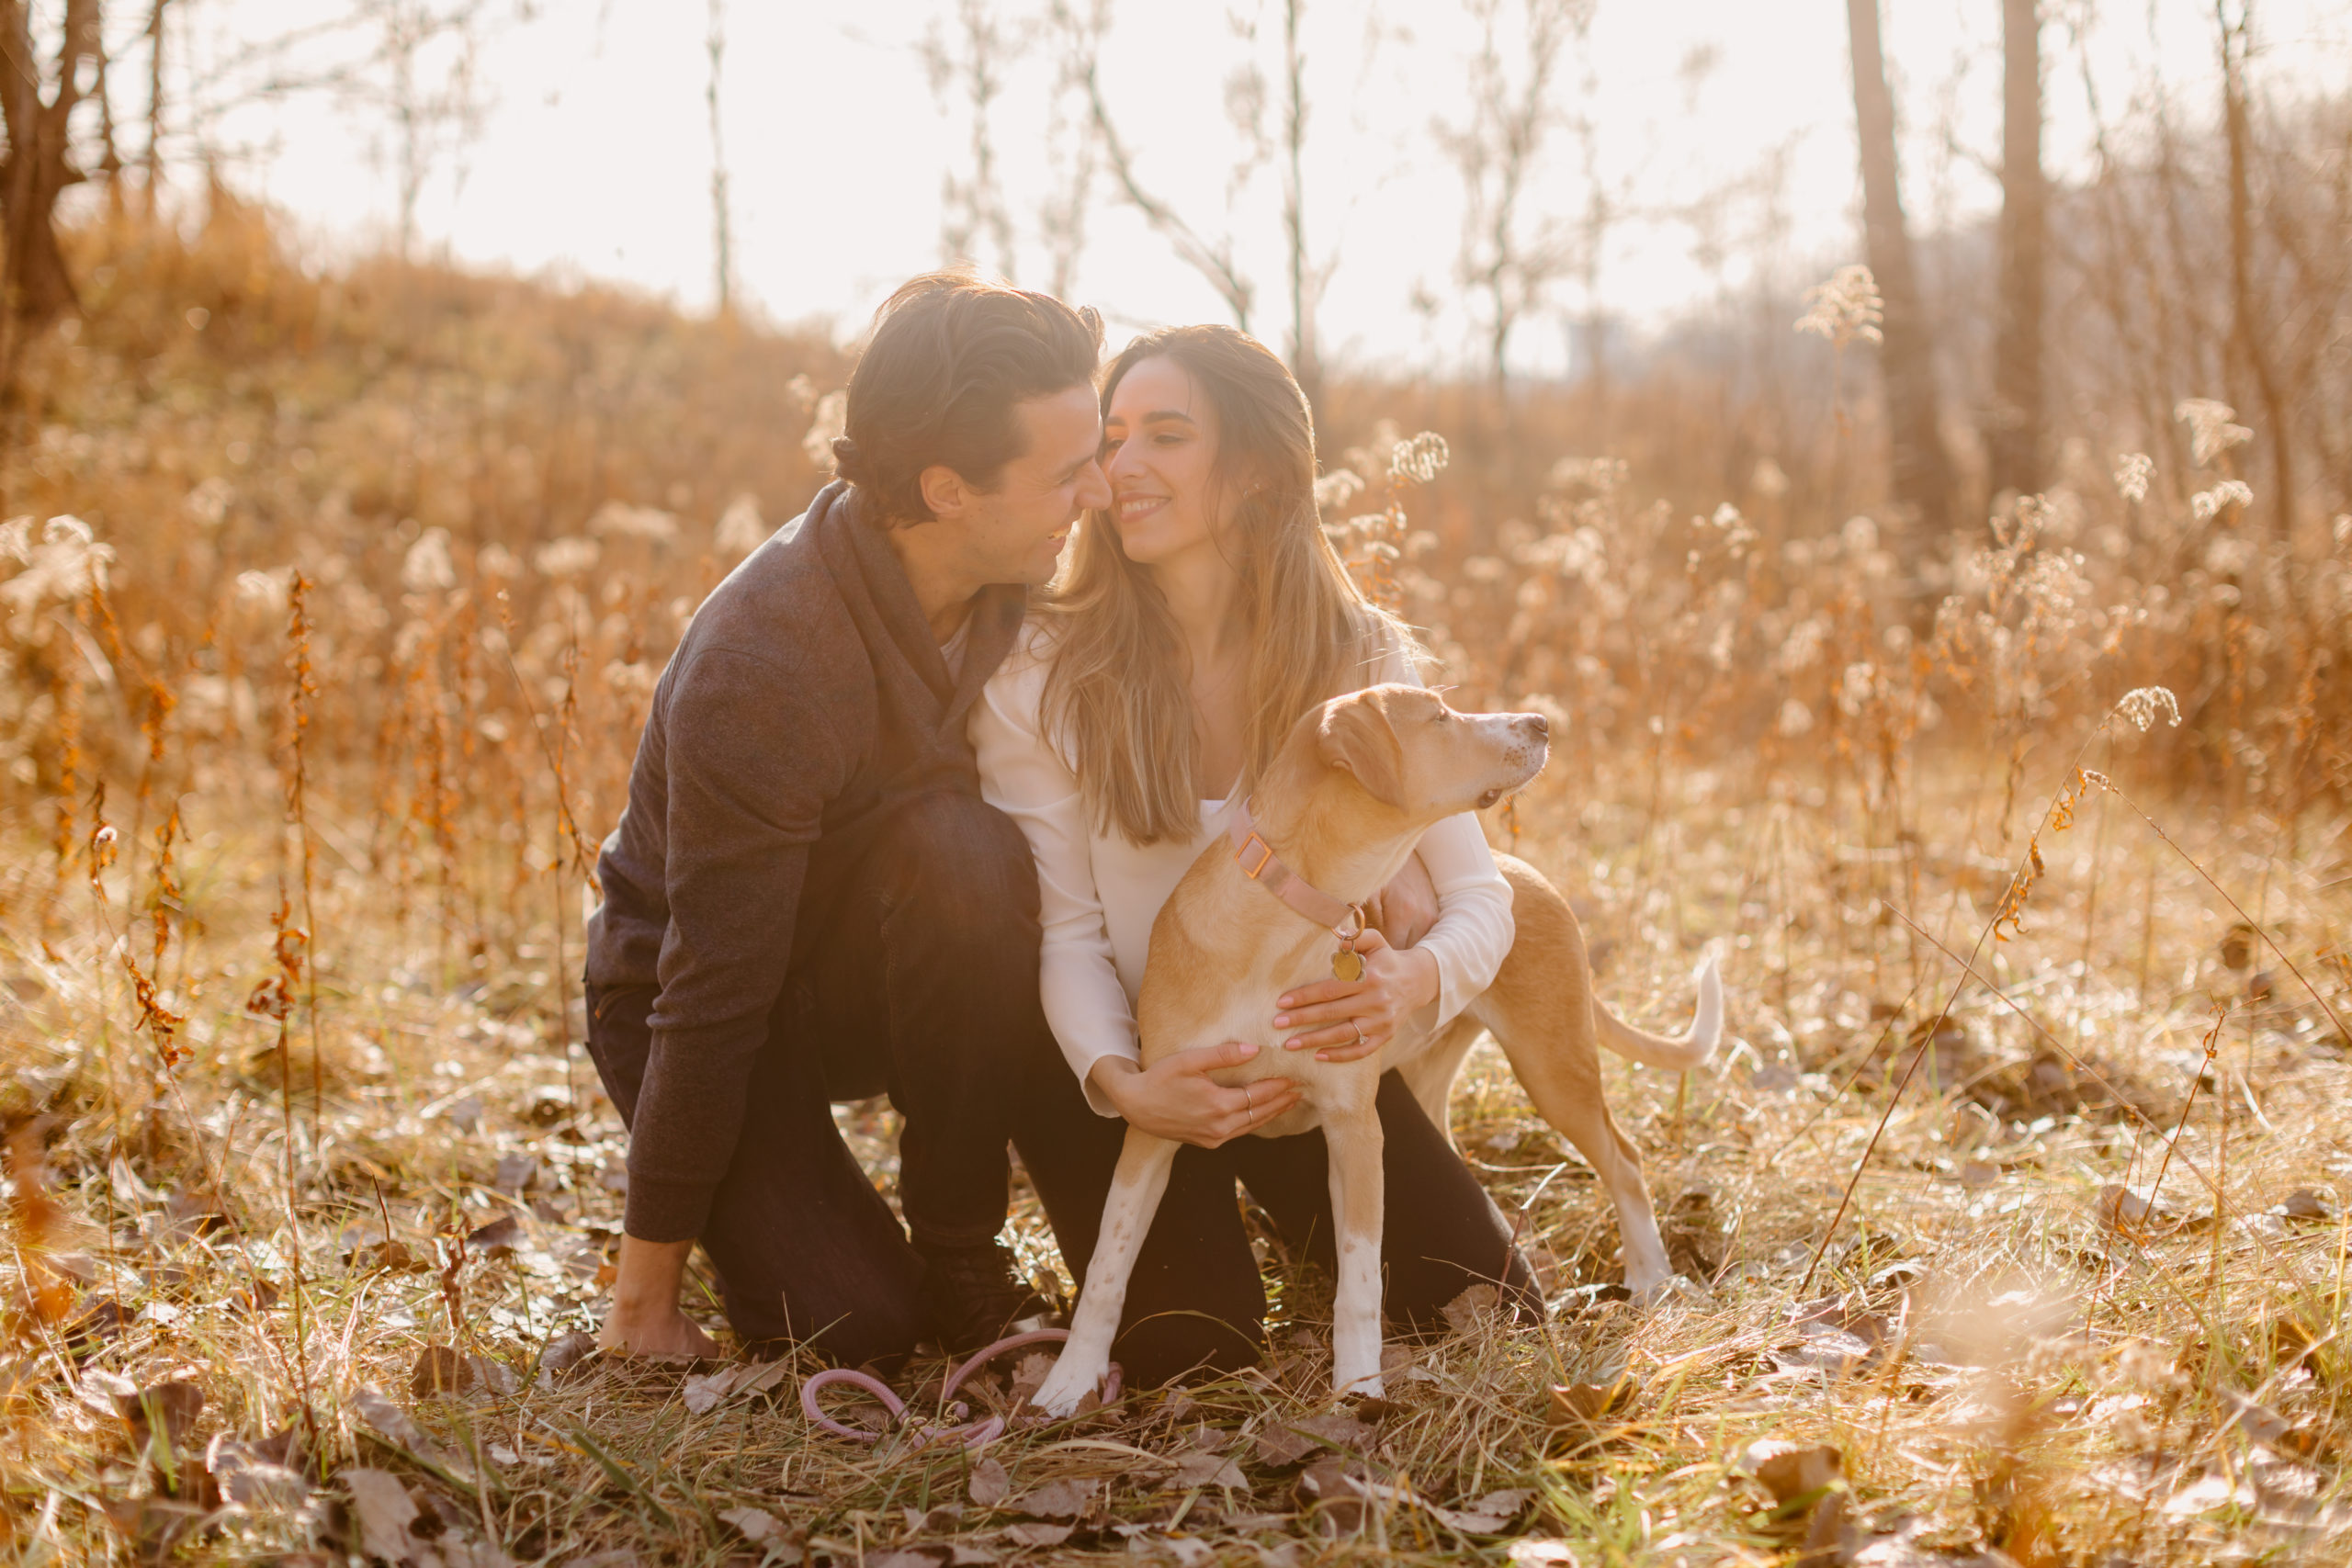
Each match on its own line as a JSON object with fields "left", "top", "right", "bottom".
{"left": 1084, "top": 54, "right": 1253, "bottom": 330}
{"left": 1, "top": 0, "right": 102, "bottom": 333}
{"left": 1442, "top": 0, "right": 1590, "bottom": 390}
{"left": 1988, "top": 0, "right": 2044, "bottom": 498}
{"left": 923, "top": 0, "right": 1017, "bottom": 279}
{"left": 1278, "top": 0, "right": 1318, "bottom": 414}
{"left": 1845, "top": 0, "right": 1952, "bottom": 538}
{"left": 706, "top": 0, "right": 731, "bottom": 314}
{"left": 2217, "top": 0, "right": 2295, "bottom": 553}
{"left": 1039, "top": 0, "right": 1108, "bottom": 301}
{"left": 144, "top": 0, "right": 164, "bottom": 207}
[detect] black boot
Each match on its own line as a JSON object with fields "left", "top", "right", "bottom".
{"left": 915, "top": 1239, "right": 1055, "bottom": 1355}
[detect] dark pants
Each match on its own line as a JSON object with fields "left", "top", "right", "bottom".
{"left": 587, "top": 792, "right": 1074, "bottom": 1364}
{"left": 588, "top": 791, "right": 1532, "bottom": 1378}
{"left": 1051, "top": 1072, "right": 1542, "bottom": 1387}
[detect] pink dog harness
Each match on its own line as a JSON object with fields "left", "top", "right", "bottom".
{"left": 1227, "top": 801, "right": 1370, "bottom": 977}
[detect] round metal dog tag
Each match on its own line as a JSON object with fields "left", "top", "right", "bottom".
{"left": 1331, "top": 947, "right": 1365, "bottom": 983}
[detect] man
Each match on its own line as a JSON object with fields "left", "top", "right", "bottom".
{"left": 583, "top": 272, "right": 1114, "bottom": 1364}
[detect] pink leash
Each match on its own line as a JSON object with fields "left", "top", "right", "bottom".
{"left": 799, "top": 1328, "right": 1122, "bottom": 1450}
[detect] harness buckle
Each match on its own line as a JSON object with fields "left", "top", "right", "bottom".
{"left": 1235, "top": 833, "right": 1276, "bottom": 879}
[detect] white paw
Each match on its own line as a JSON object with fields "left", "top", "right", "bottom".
{"left": 1331, "top": 1368, "right": 1385, "bottom": 1401}
{"left": 1029, "top": 1357, "right": 1101, "bottom": 1419}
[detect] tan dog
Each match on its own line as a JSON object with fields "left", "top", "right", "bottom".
{"left": 1030, "top": 683, "right": 1723, "bottom": 1415}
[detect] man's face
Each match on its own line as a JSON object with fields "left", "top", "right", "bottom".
{"left": 952, "top": 384, "right": 1112, "bottom": 586}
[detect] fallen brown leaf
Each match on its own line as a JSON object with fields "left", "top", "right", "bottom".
{"left": 114, "top": 1376, "right": 205, "bottom": 1450}
{"left": 1545, "top": 1376, "right": 1638, "bottom": 1426}
{"left": 1009, "top": 1475, "right": 1096, "bottom": 1519}
{"left": 1157, "top": 1445, "right": 1248, "bottom": 1491}
{"left": 967, "top": 1455, "right": 1011, "bottom": 1507}
{"left": 1000, "top": 1521, "right": 1073, "bottom": 1548}
{"left": 1441, "top": 1281, "right": 1504, "bottom": 1335}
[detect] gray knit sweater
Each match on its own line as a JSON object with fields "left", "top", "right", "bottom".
{"left": 584, "top": 481, "right": 1025, "bottom": 1241}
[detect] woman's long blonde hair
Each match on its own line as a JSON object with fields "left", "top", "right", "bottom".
{"left": 1039, "top": 325, "right": 1408, "bottom": 845}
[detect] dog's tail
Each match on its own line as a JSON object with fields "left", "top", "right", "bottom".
{"left": 1592, "top": 950, "right": 1723, "bottom": 1071}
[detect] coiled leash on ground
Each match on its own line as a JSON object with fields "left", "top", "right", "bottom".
{"left": 800, "top": 1328, "right": 1122, "bottom": 1450}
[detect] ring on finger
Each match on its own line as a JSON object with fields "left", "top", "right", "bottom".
{"left": 1351, "top": 1020, "right": 1365, "bottom": 1048}
{"left": 1244, "top": 1082, "right": 1256, "bottom": 1111}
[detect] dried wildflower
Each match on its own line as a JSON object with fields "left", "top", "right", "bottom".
{"left": 476, "top": 542, "right": 520, "bottom": 579}
{"left": 1838, "top": 514, "right": 1879, "bottom": 555}
{"left": 0, "top": 515, "right": 115, "bottom": 637}
{"left": 533, "top": 536, "right": 601, "bottom": 578}
{"left": 1750, "top": 457, "right": 1789, "bottom": 499}
{"left": 185, "top": 476, "right": 234, "bottom": 526}
{"left": 2112, "top": 452, "right": 2154, "bottom": 503}
{"left": 2174, "top": 399, "right": 2252, "bottom": 467}
{"left": 2190, "top": 479, "right": 2252, "bottom": 522}
{"left": 400, "top": 527, "right": 457, "bottom": 593}
{"left": 235, "top": 568, "right": 291, "bottom": 615}
{"left": 1776, "top": 697, "right": 1815, "bottom": 737}
{"left": 715, "top": 492, "right": 769, "bottom": 558}
{"left": 1794, "top": 264, "right": 1883, "bottom": 347}
{"left": 1312, "top": 468, "right": 1365, "bottom": 513}
{"left": 1837, "top": 660, "right": 1881, "bottom": 717}
{"left": 588, "top": 501, "right": 681, "bottom": 544}
{"left": 1547, "top": 455, "right": 1628, "bottom": 495}
{"left": 1388, "top": 432, "right": 1450, "bottom": 486}
{"left": 1702, "top": 502, "right": 1757, "bottom": 553}
{"left": 2115, "top": 686, "right": 2181, "bottom": 732}
{"left": 803, "top": 389, "right": 848, "bottom": 471}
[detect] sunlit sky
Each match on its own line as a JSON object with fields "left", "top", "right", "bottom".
{"left": 154, "top": 0, "right": 2352, "bottom": 378}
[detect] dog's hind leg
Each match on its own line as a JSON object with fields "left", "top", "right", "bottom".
{"left": 1321, "top": 1105, "right": 1387, "bottom": 1398}
{"left": 1033, "top": 1128, "right": 1179, "bottom": 1418}
{"left": 1480, "top": 993, "right": 1679, "bottom": 1299}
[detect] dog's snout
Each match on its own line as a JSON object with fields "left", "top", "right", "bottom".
{"left": 1516, "top": 712, "right": 1550, "bottom": 739}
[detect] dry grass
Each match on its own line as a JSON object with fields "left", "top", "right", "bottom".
{"left": 1, "top": 209, "right": 2348, "bottom": 1567}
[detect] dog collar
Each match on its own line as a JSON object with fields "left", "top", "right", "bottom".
{"left": 1227, "top": 800, "right": 1366, "bottom": 941}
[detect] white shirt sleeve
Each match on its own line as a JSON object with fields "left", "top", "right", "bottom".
{"left": 1374, "top": 635, "right": 1517, "bottom": 1027}
{"left": 972, "top": 635, "right": 1137, "bottom": 1116}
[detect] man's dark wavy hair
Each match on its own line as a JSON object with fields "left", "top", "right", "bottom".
{"left": 831, "top": 271, "right": 1103, "bottom": 526}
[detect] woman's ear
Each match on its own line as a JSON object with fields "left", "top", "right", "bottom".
{"left": 1316, "top": 693, "right": 1407, "bottom": 807}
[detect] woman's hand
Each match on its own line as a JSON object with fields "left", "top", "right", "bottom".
{"left": 597, "top": 1235, "right": 721, "bottom": 1359}
{"left": 1273, "top": 928, "right": 1441, "bottom": 1063}
{"left": 1089, "top": 1041, "right": 1302, "bottom": 1148}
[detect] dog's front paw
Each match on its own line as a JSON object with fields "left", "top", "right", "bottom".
{"left": 1029, "top": 1355, "right": 1103, "bottom": 1419}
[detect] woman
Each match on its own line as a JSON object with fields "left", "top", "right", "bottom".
{"left": 974, "top": 324, "right": 1536, "bottom": 1385}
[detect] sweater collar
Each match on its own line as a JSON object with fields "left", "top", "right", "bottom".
{"left": 808, "top": 480, "right": 1024, "bottom": 723}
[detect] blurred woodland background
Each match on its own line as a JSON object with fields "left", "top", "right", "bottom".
{"left": 1, "top": 2, "right": 2349, "bottom": 1565}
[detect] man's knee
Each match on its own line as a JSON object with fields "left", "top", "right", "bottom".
{"left": 876, "top": 793, "right": 1041, "bottom": 946}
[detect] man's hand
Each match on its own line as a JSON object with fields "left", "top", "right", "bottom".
{"left": 1272, "top": 927, "right": 1441, "bottom": 1063}
{"left": 1366, "top": 852, "right": 1440, "bottom": 950}
{"left": 597, "top": 1235, "right": 719, "bottom": 1359}
{"left": 1089, "top": 1041, "right": 1301, "bottom": 1148}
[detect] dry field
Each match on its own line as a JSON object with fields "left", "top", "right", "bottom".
{"left": 2, "top": 211, "right": 2349, "bottom": 1567}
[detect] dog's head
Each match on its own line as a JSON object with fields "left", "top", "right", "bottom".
{"left": 1306, "top": 683, "right": 1550, "bottom": 822}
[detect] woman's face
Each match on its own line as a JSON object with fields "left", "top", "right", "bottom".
{"left": 1100, "top": 355, "right": 1230, "bottom": 569}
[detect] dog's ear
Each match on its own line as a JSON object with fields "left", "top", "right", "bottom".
{"left": 1317, "top": 692, "right": 1408, "bottom": 807}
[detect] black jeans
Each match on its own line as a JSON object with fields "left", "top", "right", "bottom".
{"left": 586, "top": 791, "right": 1084, "bottom": 1365}
{"left": 588, "top": 790, "right": 1533, "bottom": 1378}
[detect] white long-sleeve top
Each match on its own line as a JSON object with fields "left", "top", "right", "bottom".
{"left": 973, "top": 621, "right": 1517, "bottom": 1115}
